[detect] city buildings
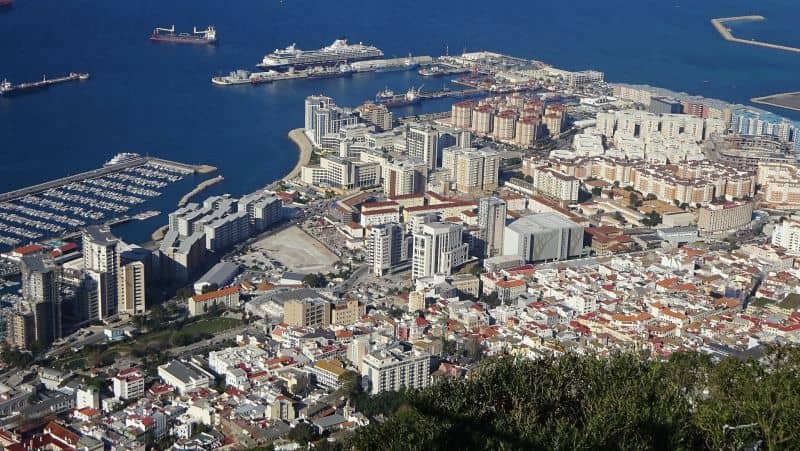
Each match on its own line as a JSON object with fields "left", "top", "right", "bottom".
{"left": 361, "top": 346, "right": 430, "bottom": 395}
{"left": 441, "top": 146, "right": 500, "bottom": 194}
{"left": 366, "top": 223, "right": 407, "bottom": 276}
{"left": 113, "top": 368, "right": 145, "bottom": 400}
{"left": 83, "top": 226, "right": 121, "bottom": 321}
{"left": 304, "top": 95, "right": 359, "bottom": 148}
{"left": 187, "top": 286, "right": 241, "bottom": 317}
{"left": 772, "top": 218, "right": 800, "bottom": 255}
{"left": 478, "top": 197, "right": 507, "bottom": 258}
{"left": 406, "top": 124, "right": 440, "bottom": 170}
{"left": 157, "top": 360, "right": 214, "bottom": 394}
{"left": 412, "top": 221, "right": 469, "bottom": 279}
{"left": 283, "top": 297, "right": 331, "bottom": 327}
{"left": 502, "top": 213, "right": 586, "bottom": 262}
{"left": 697, "top": 202, "right": 754, "bottom": 235}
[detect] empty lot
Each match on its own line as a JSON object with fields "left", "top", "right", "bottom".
{"left": 253, "top": 225, "right": 339, "bottom": 274}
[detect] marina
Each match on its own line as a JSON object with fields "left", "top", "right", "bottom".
{"left": 0, "top": 155, "right": 210, "bottom": 250}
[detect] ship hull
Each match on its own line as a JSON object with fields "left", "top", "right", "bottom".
{"left": 0, "top": 0, "right": 12, "bottom": 7}
{"left": 257, "top": 54, "right": 380, "bottom": 70}
{"left": 1, "top": 85, "right": 49, "bottom": 97}
{"left": 150, "top": 35, "right": 216, "bottom": 45}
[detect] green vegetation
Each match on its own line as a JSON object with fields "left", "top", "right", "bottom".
{"left": 0, "top": 347, "right": 33, "bottom": 369}
{"left": 750, "top": 298, "right": 776, "bottom": 308}
{"left": 303, "top": 273, "right": 328, "bottom": 288}
{"left": 53, "top": 317, "right": 242, "bottom": 371}
{"left": 779, "top": 293, "right": 800, "bottom": 310}
{"left": 327, "top": 348, "right": 800, "bottom": 450}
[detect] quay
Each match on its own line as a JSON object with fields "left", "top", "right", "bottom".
{"left": 0, "top": 157, "right": 214, "bottom": 204}
{"left": 178, "top": 175, "right": 224, "bottom": 207}
{"left": 710, "top": 16, "right": 800, "bottom": 53}
{"left": 751, "top": 92, "right": 800, "bottom": 112}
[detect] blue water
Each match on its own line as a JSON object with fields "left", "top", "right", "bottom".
{"left": 1, "top": 0, "right": 799, "bottom": 243}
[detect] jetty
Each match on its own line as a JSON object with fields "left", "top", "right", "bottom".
{"left": 178, "top": 175, "right": 224, "bottom": 207}
{"left": 711, "top": 16, "right": 800, "bottom": 53}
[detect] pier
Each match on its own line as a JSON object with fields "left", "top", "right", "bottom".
{"left": 178, "top": 175, "right": 224, "bottom": 207}
{"left": 711, "top": 16, "right": 800, "bottom": 53}
{"left": 0, "top": 72, "right": 90, "bottom": 96}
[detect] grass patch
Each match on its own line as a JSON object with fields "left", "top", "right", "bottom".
{"left": 779, "top": 293, "right": 800, "bottom": 310}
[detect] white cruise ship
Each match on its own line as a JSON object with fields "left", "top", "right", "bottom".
{"left": 257, "top": 38, "right": 383, "bottom": 69}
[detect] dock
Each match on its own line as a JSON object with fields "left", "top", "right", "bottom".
{"left": 710, "top": 16, "right": 800, "bottom": 53}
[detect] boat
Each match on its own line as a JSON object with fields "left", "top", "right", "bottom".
{"left": 104, "top": 153, "right": 142, "bottom": 167}
{"left": 250, "top": 69, "right": 308, "bottom": 84}
{"left": 257, "top": 38, "right": 383, "bottom": 69}
{"left": 0, "top": 0, "right": 13, "bottom": 7}
{"left": 211, "top": 70, "right": 252, "bottom": 86}
{"left": 419, "top": 65, "right": 471, "bottom": 77}
{"left": 306, "top": 64, "right": 353, "bottom": 80}
{"left": 375, "top": 86, "right": 422, "bottom": 108}
{"left": 0, "top": 72, "right": 90, "bottom": 96}
{"left": 150, "top": 25, "right": 217, "bottom": 45}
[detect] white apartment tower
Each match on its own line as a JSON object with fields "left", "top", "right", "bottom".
{"left": 83, "top": 226, "right": 121, "bottom": 320}
{"left": 412, "top": 222, "right": 469, "bottom": 279}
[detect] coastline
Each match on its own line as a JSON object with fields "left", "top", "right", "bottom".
{"left": 285, "top": 128, "right": 313, "bottom": 181}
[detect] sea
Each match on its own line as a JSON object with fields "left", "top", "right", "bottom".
{"left": 0, "top": 0, "right": 799, "bottom": 244}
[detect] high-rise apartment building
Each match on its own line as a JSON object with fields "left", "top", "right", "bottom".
{"left": 412, "top": 222, "right": 469, "bottom": 279}
{"left": 83, "top": 226, "right": 121, "bottom": 320}
{"left": 367, "top": 223, "right": 406, "bottom": 276}
{"left": 406, "top": 124, "right": 440, "bottom": 170}
{"left": 478, "top": 197, "right": 507, "bottom": 258}
{"left": 442, "top": 147, "right": 500, "bottom": 194}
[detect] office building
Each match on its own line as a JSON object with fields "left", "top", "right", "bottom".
{"left": 478, "top": 197, "right": 507, "bottom": 258}
{"left": 158, "top": 360, "right": 214, "bottom": 394}
{"left": 412, "top": 222, "right": 469, "bottom": 279}
{"left": 442, "top": 146, "right": 500, "bottom": 194}
{"left": 283, "top": 297, "right": 331, "bottom": 327}
{"left": 357, "top": 102, "right": 393, "bottom": 131}
{"left": 503, "top": 213, "right": 585, "bottom": 262}
{"left": 772, "top": 219, "right": 800, "bottom": 255}
{"left": 649, "top": 97, "right": 683, "bottom": 115}
{"left": 113, "top": 368, "right": 145, "bottom": 400}
{"left": 187, "top": 286, "right": 241, "bottom": 317}
{"left": 697, "top": 202, "right": 753, "bottom": 235}
{"left": 361, "top": 346, "right": 430, "bottom": 395}
{"left": 367, "top": 223, "right": 407, "bottom": 276}
{"left": 382, "top": 157, "right": 427, "bottom": 197}
{"left": 406, "top": 124, "right": 440, "bottom": 170}
{"left": 331, "top": 298, "right": 365, "bottom": 326}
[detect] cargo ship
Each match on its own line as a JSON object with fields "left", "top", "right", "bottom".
{"left": 375, "top": 87, "right": 422, "bottom": 108}
{"left": 150, "top": 25, "right": 217, "bottom": 45}
{"left": 1, "top": 72, "right": 90, "bottom": 97}
{"left": 0, "top": 0, "right": 13, "bottom": 7}
{"left": 257, "top": 38, "right": 383, "bottom": 69}
{"left": 419, "top": 65, "right": 472, "bottom": 77}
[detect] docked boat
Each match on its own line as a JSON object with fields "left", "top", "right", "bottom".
{"left": 375, "top": 87, "right": 422, "bottom": 108}
{"left": 211, "top": 70, "right": 252, "bottom": 86}
{"left": 150, "top": 25, "right": 217, "bottom": 45}
{"left": 257, "top": 38, "right": 383, "bottom": 69}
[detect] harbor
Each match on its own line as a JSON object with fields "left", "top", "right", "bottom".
{"left": 710, "top": 16, "right": 800, "bottom": 53}
{"left": 0, "top": 155, "right": 215, "bottom": 250}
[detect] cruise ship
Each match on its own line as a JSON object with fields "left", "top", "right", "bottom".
{"left": 257, "top": 38, "right": 383, "bottom": 69}
{"left": 104, "top": 153, "right": 142, "bottom": 167}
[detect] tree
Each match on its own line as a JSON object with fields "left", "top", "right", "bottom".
{"left": 591, "top": 187, "right": 602, "bottom": 197}
{"left": 201, "top": 283, "right": 219, "bottom": 294}
{"left": 288, "top": 422, "right": 316, "bottom": 446}
{"left": 337, "top": 370, "right": 361, "bottom": 399}
{"left": 524, "top": 175, "right": 534, "bottom": 183}
{"left": 482, "top": 292, "right": 501, "bottom": 307}
{"left": 303, "top": 273, "right": 327, "bottom": 288}
{"left": 645, "top": 193, "right": 658, "bottom": 201}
